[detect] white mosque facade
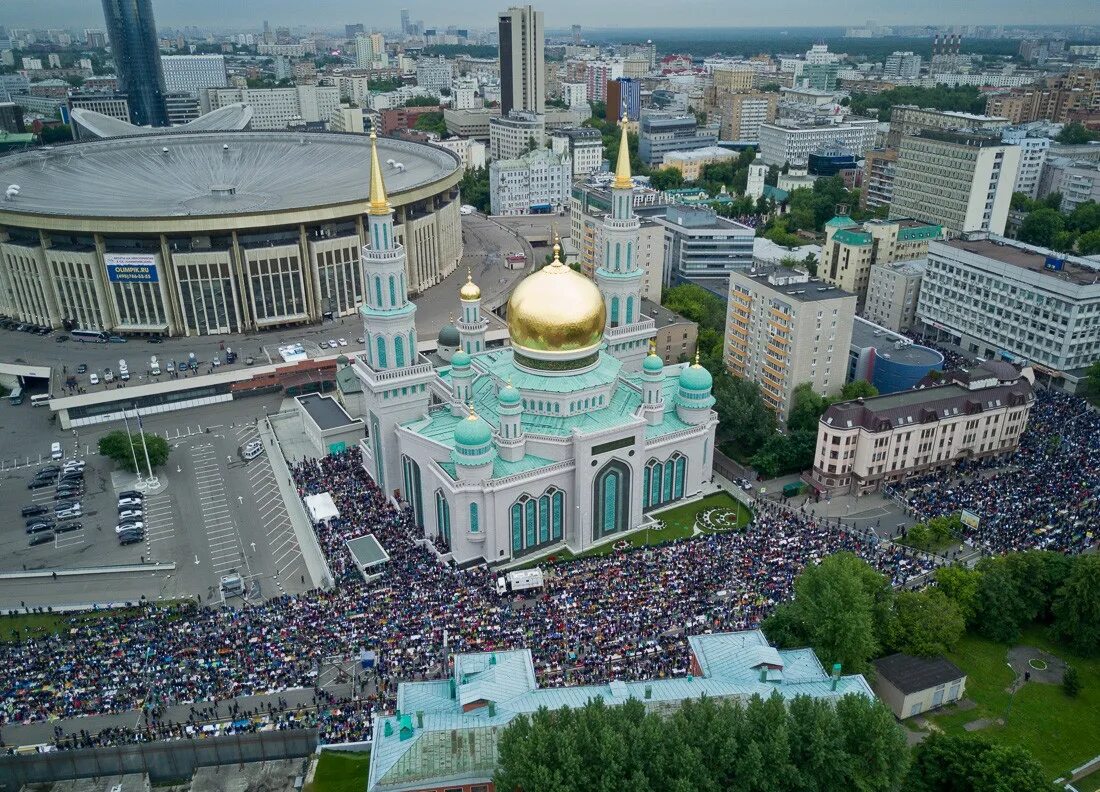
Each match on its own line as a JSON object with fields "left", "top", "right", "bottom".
{"left": 350, "top": 127, "right": 718, "bottom": 566}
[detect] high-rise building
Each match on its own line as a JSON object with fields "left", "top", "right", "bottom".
{"left": 498, "top": 5, "right": 545, "bottom": 117}
{"left": 983, "top": 69, "right": 1100, "bottom": 125}
{"left": 605, "top": 78, "right": 640, "bottom": 123}
{"left": 161, "top": 54, "right": 227, "bottom": 96}
{"left": 716, "top": 91, "right": 778, "bottom": 142}
{"left": 1038, "top": 158, "right": 1100, "bottom": 214}
{"left": 85, "top": 29, "right": 107, "bottom": 48}
{"left": 890, "top": 131, "right": 1020, "bottom": 238}
{"left": 345, "top": 23, "right": 364, "bottom": 40}
{"left": 164, "top": 91, "right": 200, "bottom": 125}
{"left": 489, "top": 147, "right": 572, "bottom": 216}
{"left": 100, "top": 0, "right": 168, "bottom": 126}
{"left": 863, "top": 260, "right": 926, "bottom": 334}
{"left": 883, "top": 51, "right": 922, "bottom": 79}
{"left": 1000, "top": 127, "right": 1049, "bottom": 200}
{"left": 571, "top": 24, "right": 581, "bottom": 45}
{"left": 724, "top": 265, "right": 856, "bottom": 422}
{"left": 886, "top": 105, "right": 1009, "bottom": 149}
{"left": 416, "top": 56, "right": 453, "bottom": 92}
{"left": 652, "top": 204, "right": 755, "bottom": 286}
{"left": 489, "top": 110, "right": 544, "bottom": 160}
{"left": 819, "top": 215, "right": 940, "bottom": 300}
{"left": 860, "top": 148, "right": 898, "bottom": 212}
{"left": 400, "top": 10, "right": 411, "bottom": 36}
{"left": 757, "top": 120, "right": 878, "bottom": 166}
{"left": 550, "top": 127, "right": 603, "bottom": 176}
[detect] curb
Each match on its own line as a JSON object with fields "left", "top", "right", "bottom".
{"left": 0, "top": 562, "right": 177, "bottom": 580}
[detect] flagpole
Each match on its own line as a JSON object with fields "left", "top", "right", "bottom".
{"left": 122, "top": 408, "right": 144, "bottom": 489}
{"left": 137, "top": 411, "right": 159, "bottom": 489}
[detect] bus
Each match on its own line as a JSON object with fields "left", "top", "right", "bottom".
{"left": 8, "top": 386, "right": 23, "bottom": 405}
{"left": 71, "top": 329, "right": 108, "bottom": 343}
{"left": 30, "top": 393, "right": 51, "bottom": 408}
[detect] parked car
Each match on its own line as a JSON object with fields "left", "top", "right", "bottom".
{"left": 29, "top": 531, "right": 55, "bottom": 546}
{"left": 147, "top": 336, "right": 164, "bottom": 344}
{"left": 327, "top": 339, "right": 338, "bottom": 349}
{"left": 115, "top": 521, "right": 144, "bottom": 533}
{"left": 55, "top": 335, "right": 69, "bottom": 343}
{"left": 50, "top": 442, "right": 63, "bottom": 460}
{"left": 107, "top": 335, "right": 127, "bottom": 343}
{"left": 26, "top": 522, "right": 54, "bottom": 534}
{"left": 56, "top": 505, "right": 82, "bottom": 520}
{"left": 55, "top": 521, "right": 82, "bottom": 533}
{"left": 103, "top": 369, "right": 114, "bottom": 383}
{"left": 118, "top": 530, "right": 143, "bottom": 545}
{"left": 118, "top": 489, "right": 144, "bottom": 501}
{"left": 338, "top": 338, "right": 348, "bottom": 347}
{"left": 28, "top": 478, "right": 54, "bottom": 490}
{"left": 37, "top": 466, "right": 61, "bottom": 476}
{"left": 25, "top": 517, "right": 53, "bottom": 530}
{"left": 89, "top": 373, "right": 100, "bottom": 385}
{"left": 76, "top": 363, "right": 88, "bottom": 374}
{"left": 21, "top": 504, "right": 48, "bottom": 518}
{"left": 118, "top": 509, "right": 143, "bottom": 521}
{"left": 118, "top": 496, "right": 143, "bottom": 508}
{"left": 62, "top": 460, "right": 86, "bottom": 472}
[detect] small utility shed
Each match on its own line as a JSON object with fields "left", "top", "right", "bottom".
{"left": 872, "top": 653, "right": 967, "bottom": 719}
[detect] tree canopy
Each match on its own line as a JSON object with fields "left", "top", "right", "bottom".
{"left": 849, "top": 85, "right": 987, "bottom": 122}
{"left": 412, "top": 110, "right": 447, "bottom": 136}
{"left": 906, "top": 733, "right": 1057, "bottom": 792}
{"left": 1055, "top": 122, "right": 1100, "bottom": 145}
{"left": 98, "top": 430, "right": 170, "bottom": 473}
{"left": 459, "top": 166, "right": 490, "bottom": 213}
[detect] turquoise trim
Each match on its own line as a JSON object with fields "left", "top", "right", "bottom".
{"left": 360, "top": 302, "right": 416, "bottom": 319}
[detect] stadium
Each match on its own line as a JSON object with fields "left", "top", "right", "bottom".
{"left": 0, "top": 131, "right": 463, "bottom": 337}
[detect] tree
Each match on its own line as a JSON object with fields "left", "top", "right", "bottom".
{"left": 38, "top": 125, "right": 72, "bottom": 144}
{"left": 787, "top": 382, "right": 827, "bottom": 433}
{"left": 839, "top": 380, "right": 878, "bottom": 400}
{"left": 98, "top": 430, "right": 170, "bottom": 473}
{"left": 1079, "top": 361, "right": 1100, "bottom": 407}
{"left": 933, "top": 565, "right": 981, "bottom": 625}
{"left": 1079, "top": 230, "right": 1100, "bottom": 256}
{"left": 907, "top": 733, "right": 1055, "bottom": 792}
{"left": 405, "top": 95, "right": 440, "bottom": 107}
{"left": 763, "top": 552, "right": 893, "bottom": 674}
{"left": 1056, "top": 122, "right": 1100, "bottom": 145}
{"left": 1063, "top": 664, "right": 1082, "bottom": 697}
{"left": 649, "top": 167, "right": 685, "bottom": 191}
{"left": 1050, "top": 554, "right": 1100, "bottom": 655}
{"left": 972, "top": 557, "right": 1033, "bottom": 643}
{"left": 412, "top": 111, "right": 447, "bottom": 136}
{"left": 662, "top": 283, "right": 725, "bottom": 332}
{"left": 459, "top": 166, "right": 490, "bottom": 213}
{"left": 749, "top": 429, "right": 817, "bottom": 478}
{"left": 1016, "top": 207, "right": 1066, "bottom": 248}
{"left": 887, "top": 589, "right": 965, "bottom": 657}
{"left": 712, "top": 373, "right": 776, "bottom": 459}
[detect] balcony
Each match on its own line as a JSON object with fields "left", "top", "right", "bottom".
{"left": 605, "top": 316, "right": 656, "bottom": 341}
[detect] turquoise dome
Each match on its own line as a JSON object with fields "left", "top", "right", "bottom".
{"left": 643, "top": 352, "right": 664, "bottom": 373}
{"left": 451, "top": 349, "right": 471, "bottom": 368}
{"left": 438, "top": 323, "right": 460, "bottom": 347}
{"left": 454, "top": 413, "right": 492, "bottom": 448}
{"left": 679, "top": 363, "right": 713, "bottom": 392}
{"left": 498, "top": 382, "right": 521, "bottom": 406}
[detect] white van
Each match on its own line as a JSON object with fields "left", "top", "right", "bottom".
{"left": 30, "top": 394, "right": 51, "bottom": 408}
{"left": 50, "top": 442, "right": 62, "bottom": 460}
{"left": 242, "top": 439, "right": 264, "bottom": 460}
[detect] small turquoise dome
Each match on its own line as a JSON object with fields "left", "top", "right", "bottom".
{"left": 679, "top": 362, "right": 713, "bottom": 392}
{"left": 451, "top": 349, "right": 471, "bottom": 368}
{"left": 643, "top": 352, "right": 664, "bottom": 373}
{"left": 438, "top": 323, "right": 460, "bottom": 347}
{"left": 454, "top": 413, "right": 492, "bottom": 447}
{"left": 498, "top": 381, "right": 521, "bottom": 406}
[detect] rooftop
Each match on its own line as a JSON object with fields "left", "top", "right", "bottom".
{"left": 70, "top": 103, "right": 252, "bottom": 139}
{"left": 737, "top": 265, "right": 856, "bottom": 304}
{"left": 850, "top": 317, "right": 943, "bottom": 368}
{"left": 938, "top": 236, "right": 1100, "bottom": 287}
{"left": 0, "top": 130, "right": 460, "bottom": 219}
{"left": 873, "top": 653, "right": 965, "bottom": 695}
{"left": 297, "top": 393, "right": 360, "bottom": 430}
{"left": 640, "top": 297, "right": 695, "bottom": 329}
{"left": 663, "top": 145, "right": 738, "bottom": 162}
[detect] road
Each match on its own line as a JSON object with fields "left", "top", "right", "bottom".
{"left": 0, "top": 213, "right": 532, "bottom": 393}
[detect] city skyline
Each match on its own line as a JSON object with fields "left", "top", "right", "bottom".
{"left": 2, "top": 0, "right": 1098, "bottom": 31}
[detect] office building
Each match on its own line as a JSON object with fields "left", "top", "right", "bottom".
{"left": 367, "top": 630, "right": 871, "bottom": 792}
{"left": 799, "top": 62, "right": 840, "bottom": 91}
{"left": 890, "top": 131, "right": 1020, "bottom": 238}
{"left": 724, "top": 265, "right": 857, "bottom": 422}
{"left": 498, "top": 5, "right": 545, "bottom": 116}
{"left": 884, "top": 51, "right": 922, "bottom": 80}
{"left": 550, "top": 127, "right": 603, "bottom": 177}
{"left": 100, "top": 0, "right": 168, "bottom": 127}
{"left": 848, "top": 316, "right": 943, "bottom": 394}
{"left": 716, "top": 91, "right": 778, "bottom": 142}
{"left": 713, "top": 66, "right": 755, "bottom": 93}
{"left": 0, "top": 102, "right": 25, "bottom": 134}
{"left": 637, "top": 112, "right": 720, "bottom": 167}
{"left": 585, "top": 61, "right": 622, "bottom": 105}
{"left": 661, "top": 146, "right": 739, "bottom": 182}
{"left": 863, "top": 260, "right": 927, "bottom": 334}
{"left": 605, "top": 77, "right": 641, "bottom": 122}
{"left": 560, "top": 81, "right": 587, "bottom": 109}
{"left": 809, "top": 361, "right": 1034, "bottom": 495}
{"left": 431, "top": 136, "right": 486, "bottom": 169}
{"left": 820, "top": 215, "right": 941, "bottom": 299}
{"left": 886, "top": 105, "right": 1010, "bottom": 150}
{"left": 379, "top": 105, "right": 441, "bottom": 134}
{"left": 345, "top": 23, "right": 364, "bottom": 39}
{"left": 1000, "top": 128, "right": 1049, "bottom": 200}
{"left": 85, "top": 29, "right": 107, "bottom": 48}
{"left": 444, "top": 107, "right": 500, "bottom": 139}
{"left": 489, "top": 147, "right": 571, "bottom": 215}
{"left": 67, "top": 93, "right": 130, "bottom": 138}
{"left": 757, "top": 120, "right": 878, "bottom": 167}
{"left": 416, "top": 56, "right": 452, "bottom": 92}
{"left": 1038, "top": 158, "right": 1100, "bottom": 214}
{"left": 205, "top": 86, "right": 340, "bottom": 130}
{"left": 489, "top": 110, "right": 544, "bottom": 160}
{"left": 861, "top": 148, "right": 897, "bottom": 212}
{"left": 161, "top": 54, "right": 227, "bottom": 96}
{"left": 571, "top": 190, "right": 664, "bottom": 304}
{"left": 653, "top": 204, "right": 755, "bottom": 286}
{"left": 399, "top": 10, "right": 410, "bottom": 35}
{"left": 918, "top": 236, "right": 1100, "bottom": 380}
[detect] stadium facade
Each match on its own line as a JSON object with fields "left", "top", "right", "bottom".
{"left": 0, "top": 131, "right": 463, "bottom": 337}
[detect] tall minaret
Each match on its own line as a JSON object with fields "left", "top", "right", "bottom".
{"left": 354, "top": 130, "right": 433, "bottom": 504}
{"left": 596, "top": 117, "right": 655, "bottom": 372}
{"left": 457, "top": 269, "right": 488, "bottom": 354}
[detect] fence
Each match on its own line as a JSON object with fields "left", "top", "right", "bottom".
{"left": 0, "top": 729, "right": 319, "bottom": 787}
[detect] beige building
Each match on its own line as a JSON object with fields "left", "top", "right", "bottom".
{"left": 872, "top": 654, "right": 967, "bottom": 720}
{"left": 713, "top": 66, "right": 756, "bottom": 93}
{"left": 716, "top": 91, "right": 778, "bottom": 142}
{"left": 661, "top": 146, "right": 739, "bottom": 182}
{"left": 886, "top": 105, "right": 1009, "bottom": 149}
{"left": 861, "top": 147, "right": 897, "bottom": 212}
{"left": 808, "top": 362, "right": 1035, "bottom": 495}
{"left": 820, "top": 216, "right": 940, "bottom": 301}
{"left": 725, "top": 265, "right": 856, "bottom": 423}
{"left": 864, "top": 259, "right": 926, "bottom": 333}
{"left": 642, "top": 298, "right": 698, "bottom": 364}
{"left": 890, "top": 131, "right": 1021, "bottom": 238}
{"left": 572, "top": 205, "right": 663, "bottom": 304}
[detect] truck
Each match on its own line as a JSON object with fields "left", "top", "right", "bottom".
{"left": 495, "top": 568, "right": 544, "bottom": 596}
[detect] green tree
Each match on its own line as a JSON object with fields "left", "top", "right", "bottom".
{"left": 763, "top": 552, "right": 893, "bottom": 674}
{"left": 459, "top": 166, "right": 490, "bottom": 213}
{"left": 712, "top": 373, "right": 776, "bottom": 459}
{"left": 835, "top": 692, "right": 911, "bottom": 791}
{"left": 649, "top": 167, "right": 685, "bottom": 191}
{"left": 972, "top": 557, "right": 1033, "bottom": 643}
{"left": 405, "top": 95, "right": 441, "bottom": 107}
{"left": 749, "top": 429, "right": 817, "bottom": 478}
{"left": 98, "top": 430, "right": 170, "bottom": 473}
{"left": 662, "top": 283, "right": 726, "bottom": 332}
{"left": 1016, "top": 207, "right": 1066, "bottom": 248}
{"left": 907, "top": 733, "right": 1055, "bottom": 792}
{"left": 839, "top": 380, "right": 878, "bottom": 400}
{"left": 1079, "top": 230, "right": 1100, "bottom": 256}
{"left": 1067, "top": 200, "right": 1100, "bottom": 233}
{"left": 1050, "top": 554, "right": 1100, "bottom": 655}
{"left": 1079, "top": 360, "right": 1100, "bottom": 406}
{"left": 933, "top": 564, "right": 982, "bottom": 625}
{"left": 888, "top": 589, "right": 965, "bottom": 657}
{"left": 1063, "top": 664, "right": 1081, "bottom": 697}
{"left": 1056, "top": 122, "right": 1100, "bottom": 144}
{"left": 787, "top": 382, "right": 827, "bottom": 432}
{"left": 38, "top": 125, "right": 72, "bottom": 144}
{"left": 412, "top": 111, "right": 447, "bottom": 136}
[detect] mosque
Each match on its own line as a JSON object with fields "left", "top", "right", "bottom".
{"left": 349, "top": 125, "right": 718, "bottom": 566}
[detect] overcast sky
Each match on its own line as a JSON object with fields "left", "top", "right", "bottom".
{"left": 2, "top": 0, "right": 1096, "bottom": 31}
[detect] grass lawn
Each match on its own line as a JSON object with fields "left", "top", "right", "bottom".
{"left": 0, "top": 601, "right": 193, "bottom": 644}
{"left": 308, "top": 750, "right": 372, "bottom": 792}
{"left": 515, "top": 491, "right": 753, "bottom": 569}
{"left": 925, "top": 626, "right": 1100, "bottom": 781}
{"left": 1076, "top": 768, "right": 1100, "bottom": 792}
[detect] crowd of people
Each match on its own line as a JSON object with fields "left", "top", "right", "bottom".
{"left": 886, "top": 388, "right": 1099, "bottom": 555}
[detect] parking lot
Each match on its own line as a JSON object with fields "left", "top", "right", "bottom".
{"left": 0, "top": 397, "right": 311, "bottom": 610}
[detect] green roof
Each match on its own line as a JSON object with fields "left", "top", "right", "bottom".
{"left": 438, "top": 323, "right": 460, "bottom": 346}
{"left": 825, "top": 214, "right": 858, "bottom": 229}
{"left": 833, "top": 228, "right": 872, "bottom": 246}
{"left": 763, "top": 185, "right": 789, "bottom": 202}
{"left": 898, "top": 224, "right": 942, "bottom": 241}
{"left": 679, "top": 364, "right": 713, "bottom": 392}
{"left": 643, "top": 353, "right": 664, "bottom": 373}
{"left": 454, "top": 414, "right": 492, "bottom": 448}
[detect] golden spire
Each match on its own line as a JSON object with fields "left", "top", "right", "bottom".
{"left": 649, "top": 339, "right": 657, "bottom": 355}
{"left": 693, "top": 350, "right": 701, "bottom": 367}
{"left": 368, "top": 129, "right": 390, "bottom": 216}
{"left": 460, "top": 267, "right": 481, "bottom": 300}
{"left": 612, "top": 117, "right": 632, "bottom": 190}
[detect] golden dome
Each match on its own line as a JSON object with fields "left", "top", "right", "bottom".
{"left": 459, "top": 268, "right": 481, "bottom": 301}
{"left": 507, "top": 249, "right": 606, "bottom": 357}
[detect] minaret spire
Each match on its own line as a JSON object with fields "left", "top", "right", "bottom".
{"left": 368, "top": 129, "right": 390, "bottom": 216}
{"left": 612, "top": 117, "right": 632, "bottom": 190}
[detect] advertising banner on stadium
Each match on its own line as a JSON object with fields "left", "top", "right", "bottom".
{"left": 105, "top": 253, "right": 159, "bottom": 283}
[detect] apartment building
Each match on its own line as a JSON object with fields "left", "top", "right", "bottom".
{"left": 1038, "top": 158, "right": 1100, "bottom": 213}
{"left": 890, "top": 131, "right": 1020, "bottom": 237}
{"left": 917, "top": 236, "right": 1100, "bottom": 380}
{"left": 653, "top": 204, "right": 755, "bottom": 286}
{"left": 161, "top": 54, "right": 227, "bottom": 96}
{"left": 716, "top": 91, "right": 778, "bottom": 142}
{"left": 864, "top": 260, "right": 926, "bottom": 333}
{"left": 661, "top": 146, "right": 739, "bottom": 181}
{"left": 489, "top": 147, "right": 572, "bottom": 215}
{"left": 712, "top": 66, "right": 756, "bottom": 93}
{"left": 416, "top": 56, "right": 453, "bottom": 92}
{"left": 757, "top": 119, "right": 878, "bottom": 166}
{"left": 643, "top": 298, "right": 699, "bottom": 364}
{"left": 809, "top": 362, "right": 1035, "bottom": 495}
{"left": 886, "top": 105, "right": 1009, "bottom": 149}
{"left": 550, "top": 126, "right": 604, "bottom": 176}
{"left": 725, "top": 266, "right": 857, "bottom": 422}
{"left": 861, "top": 148, "right": 898, "bottom": 211}
{"left": 1001, "top": 127, "right": 1050, "bottom": 200}
{"left": 983, "top": 69, "right": 1100, "bottom": 125}
{"left": 205, "top": 86, "right": 340, "bottom": 130}
{"left": 820, "top": 216, "right": 940, "bottom": 299}
{"left": 489, "top": 110, "right": 545, "bottom": 160}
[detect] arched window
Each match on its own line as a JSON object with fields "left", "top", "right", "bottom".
{"left": 409, "top": 331, "right": 417, "bottom": 361}
{"left": 435, "top": 490, "right": 451, "bottom": 548}
{"left": 388, "top": 275, "right": 396, "bottom": 307}
{"left": 610, "top": 296, "right": 620, "bottom": 327}
{"left": 674, "top": 456, "right": 686, "bottom": 500}
{"left": 615, "top": 243, "right": 621, "bottom": 269}
{"left": 625, "top": 295, "right": 634, "bottom": 325}
{"left": 525, "top": 499, "right": 537, "bottom": 548}
{"left": 511, "top": 503, "right": 523, "bottom": 554}
{"left": 376, "top": 336, "right": 387, "bottom": 368}
{"left": 394, "top": 336, "right": 405, "bottom": 368}
{"left": 663, "top": 458, "right": 675, "bottom": 503}
{"left": 538, "top": 494, "right": 551, "bottom": 543}
{"left": 402, "top": 456, "right": 423, "bottom": 529}
{"left": 400, "top": 274, "right": 405, "bottom": 300}
{"left": 374, "top": 276, "right": 383, "bottom": 307}
{"left": 593, "top": 460, "right": 630, "bottom": 540}
{"left": 626, "top": 242, "right": 632, "bottom": 268}
{"left": 551, "top": 490, "right": 564, "bottom": 540}
{"left": 649, "top": 460, "right": 663, "bottom": 508}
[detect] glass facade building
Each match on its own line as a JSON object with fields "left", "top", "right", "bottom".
{"left": 101, "top": 0, "right": 168, "bottom": 126}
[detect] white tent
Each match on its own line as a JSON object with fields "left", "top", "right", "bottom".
{"left": 304, "top": 492, "right": 340, "bottom": 523}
